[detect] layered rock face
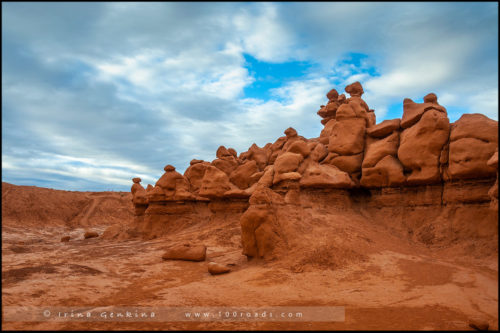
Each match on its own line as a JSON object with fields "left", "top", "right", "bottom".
{"left": 126, "top": 82, "right": 498, "bottom": 260}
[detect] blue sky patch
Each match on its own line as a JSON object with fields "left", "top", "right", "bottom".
{"left": 243, "top": 53, "right": 315, "bottom": 100}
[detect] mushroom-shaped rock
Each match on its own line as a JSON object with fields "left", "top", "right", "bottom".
{"left": 284, "top": 127, "right": 298, "bottom": 138}
{"left": 326, "top": 88, "right": 339, "bottom": 101}
{"left": 131, "top": 177, "right": 148, "bottom": 204}
{"left": 345, "top": 81, "right": 364, "bottom": 97}
{"left": 162, "top": 244, "right": 206, "bottom": 261}
{"left": 156, "top": 165, "right": 195, "bottom": 200}
{"left": 208, "top": 262, "right": 231, "bottom": 275}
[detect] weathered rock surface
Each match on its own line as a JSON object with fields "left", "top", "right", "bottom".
{"left": 398, "top": 109, "right": 450, "bottom": 185}
{"left": 162, "top": 244, "right": 207, "bottom": 261}
{"left": 401, "top": 93, "right": 447, "bottom": 129}
{"left": 208, "top": 262, "right": 231, "bottom": 275}
{"left": 448, "top": 114, "right": 498, "bottom": 180}
{"left": 366, "top": 119, "right": 400, "bottom": 138}
{"left": 240, "top": 186, "right": 283, "bottom": 259}
{"left": 199, "top": 166, "right": 236, "bottom": 199}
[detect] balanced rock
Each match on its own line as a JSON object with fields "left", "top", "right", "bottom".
{"left": 131, "top": 177, "right": 148, "bottom": 205}
{"left": 345, "top": 81, "right": 364, "bottom": 97}
{"left": 155, "top": 165, "right": 195, "bottom": 200}
{"left": 162, "top": 244, "right": 206, "bottom": 261}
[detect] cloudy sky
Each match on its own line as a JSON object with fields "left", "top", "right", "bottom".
{"left": 2, "top": 2, "right": 498, "bottom": 191}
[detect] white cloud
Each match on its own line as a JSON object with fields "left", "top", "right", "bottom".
{"left": 2, "top": 2, "right": 497, "bottom": 190}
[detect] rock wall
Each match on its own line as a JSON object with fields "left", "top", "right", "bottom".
{"left": 124, "top": 82, "right": 498, "bottom": 259}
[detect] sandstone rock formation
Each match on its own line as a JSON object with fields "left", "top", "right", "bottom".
{"left": 207, "top": 262, "right": 231, "bottom": 275}
{"left": 153, "top": 165, "right": 196, "bottom": 201}
{"left": 398, "top": 98, "right": 450, "bottom": 185}
{"left": 131, "top": 177, "right": 148, "bottom": 215}
{"left": 240, "top": 186, "right": 283, "bottom": 259}
{"left": 128, "top": 81, "right": 498, "bottom": 262}
{"left": 161, "top": 244, "right": 207, "bottom": 261}
{"left": 448, "top": 114, "right": 498, "bottom": 180}
{"left": 60, "top": 236, "right": 70, "bottom": 242}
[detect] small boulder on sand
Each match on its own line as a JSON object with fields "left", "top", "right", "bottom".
{"left": 84, "top": 231, "right": 99, "bottom": 239}
{"left": 162, "top": 244, "right": 206, "bottom": 262}
{"left": 468, "top": 318, "right": 489, "bottom": 331}
{"left": 208, "top": 262, "right": 231, "bottom": 275}
{"left": 60, "top": 236, "right": 70, "bottom": 242}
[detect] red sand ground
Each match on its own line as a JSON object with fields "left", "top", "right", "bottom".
{"left": 1, "top": 182, "right": 498, "bottom": 330}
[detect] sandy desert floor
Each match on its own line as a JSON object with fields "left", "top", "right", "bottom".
{"left": 2, "top": 220, "right": 498, "bottom": 330}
